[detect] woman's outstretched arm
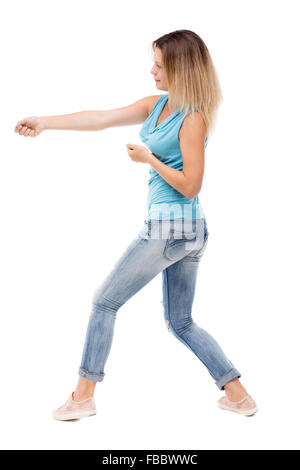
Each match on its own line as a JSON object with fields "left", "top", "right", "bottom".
{"left": 14, "top": 95, "right": 155, "bottom": 137}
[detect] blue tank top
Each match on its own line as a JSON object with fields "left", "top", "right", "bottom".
{"left": 139, "top": 93, "right": 208, "bottom": 220}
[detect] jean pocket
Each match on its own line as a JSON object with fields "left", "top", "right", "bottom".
{"left": 163, "top": 228, "right": 197, "bottom": 261}
{"left": 189, "top": 219, "right": 209, "bottom": 260}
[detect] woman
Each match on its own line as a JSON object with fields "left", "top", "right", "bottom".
{"left": 15, "top": 29, "right": 258, "bottom": 419}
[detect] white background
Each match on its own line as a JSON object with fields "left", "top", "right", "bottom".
{"left": 1, "top": 0, "right": 299, "bottom": 450}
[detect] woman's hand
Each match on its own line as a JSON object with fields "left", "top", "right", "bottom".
{"left": 126, "top": 143, "right": 152, "bottom": 164}
{"left": 14, "top": 116, "right": 45, "bottom": 137}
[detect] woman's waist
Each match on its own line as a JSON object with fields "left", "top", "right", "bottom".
{"left": 147, "top": 200, "right": 204, "bottom": 220}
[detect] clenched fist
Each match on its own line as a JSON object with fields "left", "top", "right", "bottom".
{"left": 14, "top": 116, "right": 45, "bottom": 137}
{"left": 125, "top": 143, "right": 152, "bottom": 164}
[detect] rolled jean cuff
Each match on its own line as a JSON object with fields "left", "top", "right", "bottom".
{"left": 78, "top": 367, "right": 105, "bottom": 382}
{"left": 215, "top": 367, "right": 241, "bottom": 390}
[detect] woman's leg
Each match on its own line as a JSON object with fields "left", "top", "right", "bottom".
{"left": 73, "top": 376, "right": 97, "bottom": 401}
{"left": 162, "top": 259, "right": 242, "bottom": 390}
{"left": 75, "top": 219, "right": 193, "bottom": 399}
{"left": 161, "top": 220, "right": 248, "bottom": 400}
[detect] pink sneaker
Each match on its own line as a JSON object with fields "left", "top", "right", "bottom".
{"left": 52, "top": 392, "right": 97, "bottom": 421}
{"left": 217, "top": 394, "right": 258, "bottom": 417}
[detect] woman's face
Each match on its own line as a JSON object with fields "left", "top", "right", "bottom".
{"left": 151, "top": 47, "right": 168, "bottom": 91}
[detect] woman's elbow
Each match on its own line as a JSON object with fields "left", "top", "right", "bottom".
{"left": 185, "top": 192, "right": 198, "bottom": 200}
{"left": 185, "top": 185, "right": 202, "bottom": 200}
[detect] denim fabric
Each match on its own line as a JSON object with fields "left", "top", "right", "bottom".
{"left": 78, "top": 217, "right": 241, "bottom": 390}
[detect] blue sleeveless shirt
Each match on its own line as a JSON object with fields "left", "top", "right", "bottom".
{"left": 139, "top": 94, "right": 208, "bottom": 220}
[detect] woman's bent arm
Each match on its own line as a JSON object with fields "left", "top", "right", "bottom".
{"left": 146, "top": 112, "right": 206, "bottom": 199}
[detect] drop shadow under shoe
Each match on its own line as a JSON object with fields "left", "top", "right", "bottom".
{"left": 217, "top": 394, "right": 258, "bottom": 417}
{"left": 52, "top": 391, "right": 97, "bottom": 421}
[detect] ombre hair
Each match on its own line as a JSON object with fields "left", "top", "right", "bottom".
{"left": 151, "top": 29, "right": 223, "bottom": 136}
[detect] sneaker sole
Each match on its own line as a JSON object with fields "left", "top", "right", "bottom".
{"left": 218, "top": 403, "right": 258, "bottom": 417}
{"left": 52, "top": 409, "right": 97, "bottom": 421}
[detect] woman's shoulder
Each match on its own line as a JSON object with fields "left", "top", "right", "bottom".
{"left": 179, "top": 111, "right": 208, "bottom": 142}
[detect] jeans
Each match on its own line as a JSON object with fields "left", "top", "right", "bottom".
{"left": 78, "top": 217, "right": 241, "bottom": 390}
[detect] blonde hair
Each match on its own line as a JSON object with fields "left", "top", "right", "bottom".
{"left": 151, "top": 29, "right": 223, "bottom": 136}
